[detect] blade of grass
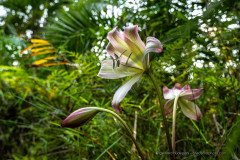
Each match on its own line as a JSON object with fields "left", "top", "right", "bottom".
{"left": 191, "top": 120, "right": 209, "bottom": 145}
{"left": 95, "top": 136, "right": 122, "bottom": 160}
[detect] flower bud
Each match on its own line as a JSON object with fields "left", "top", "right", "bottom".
{"left": 61, "top": 107, "right": 99, "bottom": 128}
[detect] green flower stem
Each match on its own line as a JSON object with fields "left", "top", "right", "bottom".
{"left": 88, "top": 107, "right": 146, "bottom": 160}
{"left": 147, "top": 72, "right": 173, "bottom": 157}
{"left": 172, "top": 96, "right": 179, "bottom": 156}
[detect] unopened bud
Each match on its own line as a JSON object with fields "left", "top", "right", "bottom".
{"left": 61, "top": 107, "right": 99, "bottom": 128}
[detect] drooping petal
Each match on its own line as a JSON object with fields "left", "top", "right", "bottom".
{"left": 163, "top": 86, "right": 175, "bottom": 100}
{"left": 124, "top": 25, "right": 145, "bottom": 52}
{"left": 143, "top": 37, "right": 163, "bottom": 69}
{"left": 97, "top": 60, "right": 143, "bottom": 79}
{"left": 181, "top": 88, "right": 203, "bottom": 100}
{"left": 61, "top": 107, "right": 100, "bottom": 128}
{"left": 112, "top": 74, "right": 142, "bottom": 112}
{"left": 178, "top": 99, "right": 202, "bottom": 121}
{"left": 164, "top": 99, "right": 174, "bottom": 115}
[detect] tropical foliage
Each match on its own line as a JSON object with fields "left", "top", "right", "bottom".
{"left": 0, "top": 0, "right": 239, "bottom": 159}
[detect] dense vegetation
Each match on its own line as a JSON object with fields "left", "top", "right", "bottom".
{"left": 0, "top": 0, "right": 239, "bottom": 159}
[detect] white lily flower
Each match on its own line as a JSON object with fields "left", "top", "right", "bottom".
{"left": 98, "top": 25, "right": 163, "bottom": 112}
{"left": 163, "top": 83, "right": 203, "bottom": 121}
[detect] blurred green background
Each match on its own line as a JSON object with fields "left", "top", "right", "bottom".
{"left": 0, "top": 0, "right": 239, "bottom": 159}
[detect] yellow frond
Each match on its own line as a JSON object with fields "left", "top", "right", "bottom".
{"left": 31, "top": 47, "right": 55, "bottom": 53}
{"left": 21, "top": 38, "right": 69, "bottom": 68}
{"left": 31, "top": 50, "right": 57, "bottom": 56}
{"left": 42, "top": 62, "right": 68, "bottom": 67}
{"left": 30, "top": 61, "right": 68, "bottom": 67}
{"left": 31, "top": 43, "right": 52, "bottom": 48}
{"left": 21, "top": 39, "right": 53, "bottom": 54}
{"left": 32, "top": 56, "right": 58, "bottom": 65}
{"left": 30, "top": 39, "right": 50, "bottom": 44}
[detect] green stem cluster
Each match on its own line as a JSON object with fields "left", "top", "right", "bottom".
{"left": 91, "top": 107, "right": 146, "bottom": 160}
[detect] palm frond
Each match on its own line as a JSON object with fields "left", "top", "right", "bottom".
{"left": 44, "top": 0, "right": 110, "bottom": 52}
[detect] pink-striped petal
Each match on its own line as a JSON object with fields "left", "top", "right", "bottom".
{"left": 183, "top": 84, "right": 191, "bottom": 90}
{"left": 178, "top": 99, "right": 202, "bottom": 121}
{"left": 124, "top": 25, "right": 145, "bottom": 52}
{"left": 163, "top": 86, "right": 175, "bottom": 100}
{"left": 112, "top": 74, "right": 142, "bottom": 112}
{"left": 173, "top": 83, "right": 182, "bottom": 90}
{"left": 107, "top": 28, "right": 143, "bottom": 69}
{"left": 143, "top": 37, "right": 163, "bottom": 68}
{"left": 106, "top": 43, "right": 117, "bottom": 59}
{"left": 122, "top": 37, "right": 144, "bottom": 67}
{"left": 181, "top": 89, "right": 203, "bottom": 100}
{"left": 107, "top": 27, "right": 128, "bottom": 53}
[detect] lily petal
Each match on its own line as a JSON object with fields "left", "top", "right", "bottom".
{"left": 143, "top": 37, "right": 163, "bottom": 69}
{"left": 97, "top": 60, "right": 143, "bottom": 79}
{"left": 178, "top": 99, "right": 202, "bottom": 121}
{"left": 107, "top": 27, "right": 129, "bottom": 53}
{"left": 183, "top": 84, "right": 191, "bottom": 90}
{"left": 164, "top": 99, "right": 174, "bottom": 115}
{"left": 112, "top": 74, "right": 142, "bottom": 112}
{"left": 172, "top": 83, "right": 183, "bottom": 96}
{"left": 106, "top": 43, "right": 137, "bottom": 67}
{"left": 107, "top": 28, "right": 137, "bottom": 58}
{"left": 181, "top": 88, "right": 203, "bottom": 100}
{"left": 173, "top": 83, "right": 182, "bottom": 90}
{"left": 107, "top": 27, "right": 143, "bottom": 69}
{"left": 124, "top": 25, "right": 145, "bottom": 52}
{"left": 106, "top": 43, "right": 117, "bottom": 59}
{"left": 163, "top": 86, "right": 175, "bottom": 100}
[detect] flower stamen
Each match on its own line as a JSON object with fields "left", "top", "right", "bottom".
{"left": 112, "top": 54, "right": 120, "bottom": 69}
{"left": 126, "top": 52, "right": 133, "bottom": 65}
{"left": 112, "top": 50, "right": 127, "bottom": 69}
{"left": 119, "top": 50, "right": 127, "bottom": 58}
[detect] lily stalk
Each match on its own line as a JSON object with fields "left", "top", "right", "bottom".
{"left": 61, "top": 107, "right": 145, "bottom": 160}
{"left": 172, "top": 95, "right": 179, "bottom": 154}
{"left": 147, "top": 72, "right": 173, "bottom": 157}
